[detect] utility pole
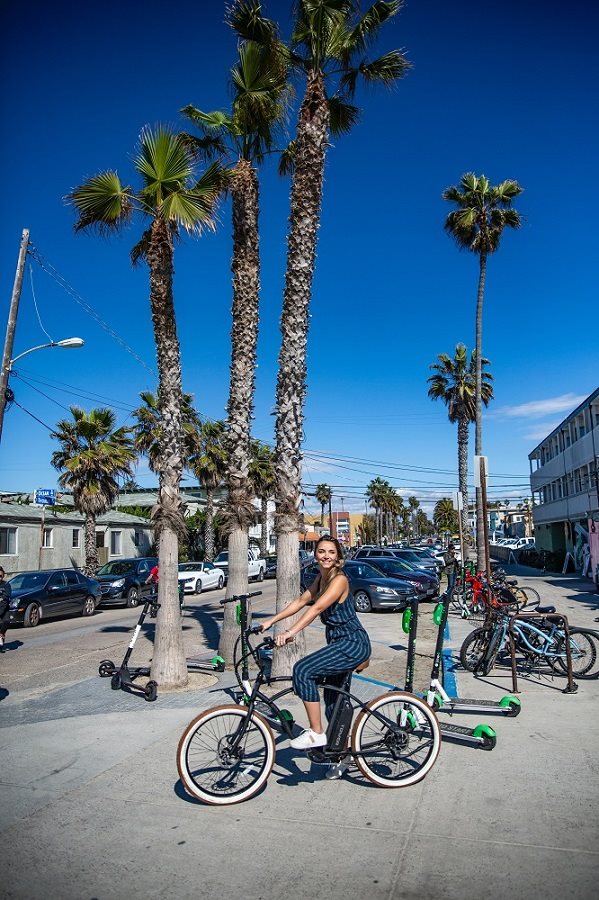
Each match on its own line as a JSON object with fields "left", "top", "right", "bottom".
{"left": 0, "top": 228, "right": 30, "bottom": 442}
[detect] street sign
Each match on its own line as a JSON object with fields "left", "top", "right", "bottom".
{"left": 452, "top": 491, "right": 463, "bottom": 511}
{"left": 34, "top": 489, "right": 56, "bottom": 506}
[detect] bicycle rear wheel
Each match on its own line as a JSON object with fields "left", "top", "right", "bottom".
{"left": 351, "top": 692, "right": 440, "bottom": 788}
{"left": 551, "top": 629, "right": 598, "bottom": 678}
{"left": 517, "top": 586, "right": 541, "bottom": 607}
{"left": 177, "top": 705, "right": 275, "bottom": 805}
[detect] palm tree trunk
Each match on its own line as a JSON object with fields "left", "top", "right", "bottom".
{"left": 84, "top": 513, "right": 97, "bottom": 575}
{"left": 475, "top": 252, "right": 487, "bottom": 571}
{"left": 457, "top": 416, "right": 470, "bottom": 547}
{"left": 147, "top": 217, "right": 187, "bottom": 688}
{"left": 205, "top": 487, "right": 215, "bottom": 562}
{"left": 260, "top": 496, "right": 268, "bottom": 556}
{"left": 273, "top": 71, "right": 329, "bottom": 676}
{"left": 221, "top": 160, "right": 261, "bottom": 659}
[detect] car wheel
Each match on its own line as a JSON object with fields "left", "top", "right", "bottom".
{"left": 23, "top": 602, "right": 41, "bottom": 627}
{"left": 126, "top": 587, "right": 139, "bottom": 608}
{"left": 354, "top": 591, "right": 372, "bottom": 613}
{"left": 217, "top": 576, "right": 224, "bottom": 590}
{"left": 82, "top": 596, "right": 95, "bottom": 617}
{"left": 195, "top": 578, "right": 203, "bottom": 594}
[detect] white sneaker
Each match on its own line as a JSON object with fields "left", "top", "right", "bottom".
{"left": 290, "top": 728, "right": 327, "bottom": 750}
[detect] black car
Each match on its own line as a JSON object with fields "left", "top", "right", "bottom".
{"left": 366, "top": 557, "right": 439, "bottom": 600}
{"left": 7, "top": 568, "right": 101, "bottom": 627}
{"left": 265, "top": 552, "right": 312, "bottom": 579}
{"left": 95, "top": 557, "right": 158, "bottom": 607}
{"left": 300, "top": 561, "right": 416, "bottom": 613}
{"left": 354, "top": 545, "right": 439, "bottom": 574}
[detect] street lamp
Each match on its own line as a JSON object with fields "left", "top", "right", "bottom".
{"left": 0, "top": 336, "right": 85, "bottom": 441}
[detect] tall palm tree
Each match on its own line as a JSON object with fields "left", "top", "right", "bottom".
{"left": 443, "top": 173, "right": 523, "bottom": 569}
{"left": 367, "top": 477, "right": 390, "bottom": 544}
{"left": 315, "top": 483, "right": 332, "bottom": 531}
{"left": 248, "top": 439, "right": 276, "bottom": 558}
{"left": 182, "top": 13, "right": 289, "bottom": 662}
{"left": 68, "top": 127, "right": 228, "bottom": 688}
{"left": 190, "top": 420, "right": 228, "bottom": 562}
{"left": 236, "top": 2, "right": 409, "bottom": 672}
{"left": 428, "top": 344, "right": 493, "bottom": 547}
{"left": 51, "top": 407, "right": 135, "bottom": 573}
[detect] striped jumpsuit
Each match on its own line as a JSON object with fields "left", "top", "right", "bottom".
{"left": 292, "top": 575, "right": 371, "bottom": 719}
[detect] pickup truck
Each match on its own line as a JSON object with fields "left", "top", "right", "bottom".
{"left": 213, "top": 550, "right": 266, "bottom": 583}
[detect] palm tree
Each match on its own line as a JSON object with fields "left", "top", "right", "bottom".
{"left": 428, "top": 344, "right": 493, "bottom": 547}
{"left": 131, "top": 390, "right": 202, "bottom": 475}
{"left": 248, "top": 440, "right": 276, "bottom": 558}
{"left": 182, "top": 11, "right": 289, "bottom": 661}
{"left": 366, "top": 477, "right": 389, "bottom": 545}
{"left": 443, "top": 173, "right": 523, "bottom": 569}
{"left": 190, "top": 420, "right": 228, "bottom": 562}
{"left": 68, "top": 127, "right": 228, "bottom": 688}
{"left": 433, "top": 498, "right": 458, "bottom": 536}
{"left": 236, "top": 2, "right": 409, "bottom": 672}
{"left": 315, "top": 483, "right": 332, "bottom": 532}
{"left": 51, "top": 407, "right": 135, "bottom": 573}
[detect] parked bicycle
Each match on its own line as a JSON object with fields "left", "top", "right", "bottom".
{"left": 177, "top": 619, "right": 441, "bottom": 805}
{"left": 460, "top": 606, "right": 598, "bottom": 679}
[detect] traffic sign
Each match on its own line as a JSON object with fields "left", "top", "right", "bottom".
{"left": 34, "top": 489, "right": 56, "bottom": 506}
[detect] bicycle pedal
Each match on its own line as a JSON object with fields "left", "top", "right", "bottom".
{"left": 307, "top": 749, "right": 328, "bottom": 763}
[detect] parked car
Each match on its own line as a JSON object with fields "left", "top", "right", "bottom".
{"left": 366, "top": 557, "right": 440, "bottom": 600}
{"left": 300, "top": 561, "right": 417, "bottom": 613}
{"left": 354, "top": 546, "right": 440, "bottom": 576}
{"left": 213, "top": 549, "right": 266, "bottom": 583}
{"left": 177, "top": 561, "right": 225, "bottom": 594}
{"left": 7, "top": 568, "right": 101, "bottom": 627}
{"left": 95, "top": 557, "right": 158, "bottom": 607}
{"left": 264, "top": 552, "right": 312, "bottom": 579}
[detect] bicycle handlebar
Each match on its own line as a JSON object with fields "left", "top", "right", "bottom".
{"left": 220, "top": 590, "right": 263, "bottom": 605}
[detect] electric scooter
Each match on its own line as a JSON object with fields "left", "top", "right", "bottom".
{"left": 184, "top": 583, "right": 226, "bottom": 674}
{"left": 98, "top": 596, "right": 160, "bottom": 701}
{"left": 426, "top": 588, "right": 521, "bottom": 718}
{"left": 401, "top": 597, "right": 497, "bottom": 750}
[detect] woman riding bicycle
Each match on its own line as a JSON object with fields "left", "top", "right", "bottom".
{"left": 260, "top": 535, "right": 371, "bottom": 751}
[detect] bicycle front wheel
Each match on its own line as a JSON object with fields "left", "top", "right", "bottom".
{"left": 460, "top": 627, "right": 493, "bottom": 672}
{"left": 177, "top": 705, "right": 275, "bottom": 805}
{"left": 351, "top": 692, "right": 440, "bottom": 788}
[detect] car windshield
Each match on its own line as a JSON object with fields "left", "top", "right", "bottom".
{"left": 178, "top": 563, "right": 201, "bottom": 572}
{"left": 214, "top": 553, "right": 228, "bottom": 563}
{"left": 9, "top": 572, "right": 49, "bottom": 590}
{"left": 345, "top": 562, "right": 380, "bottom": 579}
{"left": 372, "top": 559, "right": 415, "bottom": 575}
{"left": 97, "top": 561, "right": 135, "bottom": 576}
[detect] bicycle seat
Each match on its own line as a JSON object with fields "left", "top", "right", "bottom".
{"left": 531, "top": 605, "right": 556, "bottom": 615}
{"left": 506, "top": 578, "right": 518, "bottom": 586}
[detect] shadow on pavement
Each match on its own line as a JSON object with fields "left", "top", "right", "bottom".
{"left": 0, "top": 687, "right": 9, "bottom": 702}
{"left": 0, "top": 639, "right": 23, "bottom": 653}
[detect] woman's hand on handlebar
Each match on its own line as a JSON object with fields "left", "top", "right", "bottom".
{"left": 274, "top": 630, "right": 294, "bottom": 646}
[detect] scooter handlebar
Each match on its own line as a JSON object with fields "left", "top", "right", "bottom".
{"left": 220, "top": 590, "right": 262, "bottom": 605}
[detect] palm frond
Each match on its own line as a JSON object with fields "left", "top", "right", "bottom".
{"left": 135, "top": 127, "right": 194, "bottom": 203}
{"left": 67, "top": 171, "right": 134, "bottom": 234}
{"left": 131, "top": 228, "right": 153, "bottom": 266}
{"left": 178, "top": 130, "right": 228, "bottom": 162}
{"left": 228, "top": 0, "right": 277, "bottom": 44}
{"left": 278, "top": 140, "right": 297, "bottom": 176}
{"left": 181, "top": 106, "right": 235, "bottom": 135}
{"left": 344, "top": 1, "right": 402, "bottom": 59}
{"left": 327, "top": 95, "right": 359, "bottom": 135}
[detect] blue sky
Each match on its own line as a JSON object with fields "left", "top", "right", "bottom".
{"left": 1, "top": 0, "right": 597, "bottom": 516}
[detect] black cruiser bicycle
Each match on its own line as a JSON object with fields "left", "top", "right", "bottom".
{"left": 177, "top": 615, "right": 441, "bottom": 805}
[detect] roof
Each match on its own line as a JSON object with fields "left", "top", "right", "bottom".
{"left": 0, "top": 502, "right": 152, "bottom": 527}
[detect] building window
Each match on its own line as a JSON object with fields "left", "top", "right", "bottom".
{"left": 72, "top": 529, "right": 80, "bottom": 549}
{"left": 42, "top": 527, "right": 53, "bottom": 548}
{"left": 133, "top": 530, "right": 143, "bottom": 548}
{"left": 110, "top": 531, "right": 122, "bottom": 555}
{"left": 96, "top": 532, "right": 105, "bottom": 548}
{"left": 0, "top": 527, "right": 17, "bottom": 554}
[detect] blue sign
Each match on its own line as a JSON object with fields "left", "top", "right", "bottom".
{"left": 35, "top": 489, "right": 56, "bottom": 506}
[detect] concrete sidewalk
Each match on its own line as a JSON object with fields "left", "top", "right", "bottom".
{"left": 1, "top": 567, "right": 598, "bottom": 900}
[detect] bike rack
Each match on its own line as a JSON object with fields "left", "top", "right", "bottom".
{"left": 506, "top": 612, "right": 578, "bottom": 694}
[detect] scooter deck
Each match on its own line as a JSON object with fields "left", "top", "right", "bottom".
{"left": 186, "top": 656, "right": 225, "bottom": 673}
{"left": 439, "top": 720, "right": 496, "bottom": 749}
{"left": 437, "top": 696, "right": 520, "bottom": 716}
